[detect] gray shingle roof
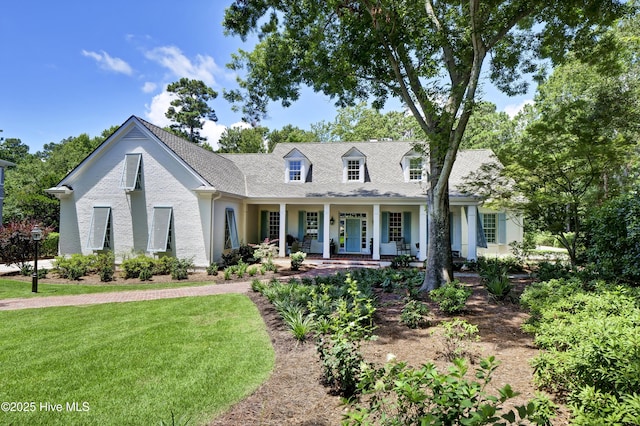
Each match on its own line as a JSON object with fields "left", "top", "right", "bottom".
{"left": 135, "top": 117, "right": 246, "bottom": 195}
{"left": 219, "top": 141, "right": 497, "bottom": 199}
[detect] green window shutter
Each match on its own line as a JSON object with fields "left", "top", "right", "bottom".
{"left": 298, "top": 211, "right": 306, "bottom": 240}
{"left": 498, "top": 213, "right": 507, "bottom": 244}
{"left": 318, "top": 211, "right": 324, "bottom": 242}
{"left": 260, "top": 211, "right": 268, "bottom": 241}
{"left": 403, "top": 212, "right": 411, "bottom": 243}
{"left": 381, "top": 212, "right": 389, "bottom": 243}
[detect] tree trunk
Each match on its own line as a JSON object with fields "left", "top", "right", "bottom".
{"left": 420, "top": 180, "right": 454, "bottom": 292}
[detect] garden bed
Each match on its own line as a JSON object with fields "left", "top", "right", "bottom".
{"left": 211, "top": 274, "right": 570, "bottom": 425}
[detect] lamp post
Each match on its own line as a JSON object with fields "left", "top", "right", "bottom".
{"left": 31, "top": 225, "right": 42, "bottom": 293}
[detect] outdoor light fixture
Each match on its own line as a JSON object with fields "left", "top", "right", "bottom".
{"left": 31, "top": 225, "right": 42, "bottom": 293}
{"left": 330, "top": 216, "right": 335, "bottom": 225}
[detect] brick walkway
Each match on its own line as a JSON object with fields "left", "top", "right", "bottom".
{"left": 0, "top": 262, "right": 367, "bottom": 311}
{"left": 0, "top": 282, "right": 252, "bottom": 311}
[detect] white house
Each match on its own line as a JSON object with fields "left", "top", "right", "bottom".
{"left": 47, "top": 116, "right": 522, "bottom": 266}
{"left": 0, "top": 158, "right": 15, "bottom": 224}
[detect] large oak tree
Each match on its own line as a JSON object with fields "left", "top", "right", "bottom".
{"left": 223, "top": 0, "right": 630, "bottom": 290}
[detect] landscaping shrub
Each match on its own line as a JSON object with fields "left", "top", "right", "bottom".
{"left": 278, "top": 305, "right": 314, "bottom": 341}
{"left": 206, "top": 262, "right": 219, "bottom": 276}
{"left": 0, "top": 220, "right": 53, "bottom": 268}
{"left": 121, "top": 254, "right": 155, "bottom": 279}
{"left": 390, "top": 254, "right": 412, "bottom": 269}
{"left": 95, "top": 252, "right": 115, "bottom": 282}
{"left": 478, "top": 257, "right": 513, "bottom": 301}
{"left": 54, "top": 253, "right": 96, "bottom": 280}
{"left": 429, "top": 280, "right": 472, "bottom": 314}
{"left": 139, "top": 268, "right": 153, "bottom": 281}
{"left": 437, "top": 318, "right": 480, "bottom": 361}
{"left": 522, "top": 279, "right": 640, "bottom": 423}
{"left": 344, "top": 356, "right": 556, "bottom": 425}
{"left": 534, "top": 260, "right": 572, "bottom": 282}
{"left": 41, "top": 232, "right": 59, "bottom": 257}
{"left": 171, "top": 258, "right": 194, "bottom": 280}
{"left": 221, "top": 250, "right": 241, "bottom": 268}
{"left": 153, "top": 256, "right": 176, "bottom": 275}
{"left": 290, "top": 251, "right": 306, "bottom": 271}
{"left": 584, "top": 191, "right": 640, "bottom": 284}
{"left": 399, "top": 299, "right": 430, "bottom": 329}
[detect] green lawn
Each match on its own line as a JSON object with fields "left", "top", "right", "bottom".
{"left": 0, "top": 295, "right": 274, "bottom": 425}
{"left": 0, "top": 278, "right": 221, "bottom": 300}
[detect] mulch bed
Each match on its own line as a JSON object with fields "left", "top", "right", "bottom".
{"left": 209, "top": 274, "right": 570, "bottom": 425}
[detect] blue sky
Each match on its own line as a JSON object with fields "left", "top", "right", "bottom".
{"left": 1, "top": 0, "right": 534, "bottom": 153}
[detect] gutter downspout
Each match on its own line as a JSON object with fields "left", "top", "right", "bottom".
{"left": 210, "top": 192, "right": 222, "bottom": 264}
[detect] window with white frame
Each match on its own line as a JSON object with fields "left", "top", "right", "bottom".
{"left": 224, "top": 208, "right": 240, "bottom": 250}
{"left": 87, "top": 206, "right": 111, "bottom": 250}
{"left": 269, "top": 211, "right": 280, "bottom": 240}
{"left": 121, "top": 153, "right": 142, "bottom": 191}
{"left": 388, "top": 212, "right": 403, "bottom": 242}
{"left": 148, "top": 207, "right": 173, "bottom": 252}
{"left": 288, "top": 160, "right": 302, "bottom": 182}
{"left": 306, "top": 211, "right": 318, "bottom": 237}
{"left": 409, "top": 157, "right": 423, "bottom": 181}
{"left": 347, "top": 159, "right": 361, "bottom": 181}
{"left": 482, "top": 213, "right": 497, "bottom": 244}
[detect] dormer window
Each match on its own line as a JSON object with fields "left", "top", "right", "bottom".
{"left": 409, "top": 158, "right": 423, "bottom": 181}
{"left": 342, "top": 147, "right": 366, "bottom": 183}
{"left": 121, "top": 153, "right": 142, "bottom": 191}
{"left": 284, "top": 149, "right": 310, "bottom": 183}
{"left": 402, "top": 150, "right": 424, "bottom": 182}
{"left": 289, "top": 160, "right": 302, "bottom": 181}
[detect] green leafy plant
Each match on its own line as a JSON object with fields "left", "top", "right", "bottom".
{"left": 344, "top": 356, "right": 556, "bottom": 425}
{"left": 120, "top": 254, "right": 155, "bottom": 279}
{"left": 95, "top": 252, "right": 115, "bottom": 282}
{"left": 400, "top": 299, "right": 430, "bottom": 329}
{"left": 171, "top": 258, "right": 193, "bottom": 280}
{"left": 437, "top": 318, "right": 480, "bottom": 361}
{"left": 290, "top": 251, "right": 306, "bottom": 271}
{"left": 153, "top": 256, "right": 176, "bottom": 275}
{"left": 391, "top": 254, "right": 412, "bottom": 269}
{"left": 54, "top": 253, "right": 97, "bottom": 280}
{"left": 139, "top": 267, "right": 153, "bottom": 281}
{"left": 279, "top": 305, "right": 314, "bottom": 341}
{"left": 478, "top": 257, "right": 513, "bottom": 301}
{"left": 206, "top": 262, "right": 219, "bottom": 276}
{"left": 429, "top": 280, "right": 472, "bottom": 314}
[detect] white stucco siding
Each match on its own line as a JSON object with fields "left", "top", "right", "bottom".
{"left": 59, "top": 130, "right": 210, "bottom": 265}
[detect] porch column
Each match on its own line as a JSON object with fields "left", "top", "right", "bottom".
{"left": 467, "top": 204, "right": 478, "bottom": 261}
{"left": 323, "top": 203, "right": 331, "bottom": 258}
{"left": 372, "top": 204, "right": 380, "bottom": 260}
{"left": 279, "top": 203, "right": 287, "bottom": 257}
{"left": 419, "top": 204, "right": 427, "bottom": 262}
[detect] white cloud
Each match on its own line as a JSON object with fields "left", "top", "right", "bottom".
{"left": 503, "top": 99, "right": 533, "bottom": 118}
{"left": 229, "top": 121, "right": 252, "bottom": 130}
{"left": 145, "top": 88, "right": 232, "bottom": 149}
{"left": 144, "top": 45, "right": 222, "bottom": 86}
{"left": 81, "top": 50, "right": 133, "bottom": 75}
{"left": 142, "top": 82, "right": 157, "bottom": 93}
{"left": 201, "top": 121, "right": 228, "bottom": 150}
{"left": 144, "top": 90, "right": 175, "bottom": 127}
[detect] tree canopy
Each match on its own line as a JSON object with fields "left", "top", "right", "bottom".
{"left": 165, "top": 78, "right": 219, "bottom": 144}
{"left": 224, "top": 0, "right": 631, "bottom": 289}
